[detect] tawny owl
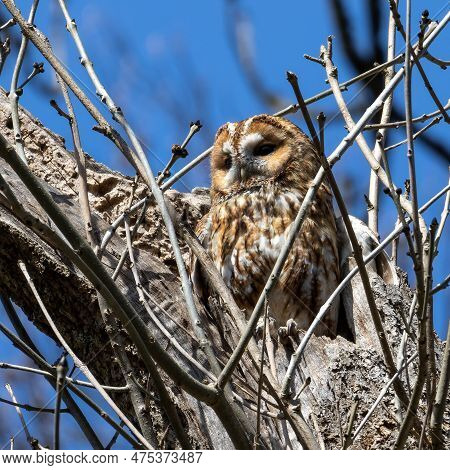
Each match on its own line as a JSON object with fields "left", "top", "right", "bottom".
{"left": 191, "top": 114, "right": 340, "bottom": 337}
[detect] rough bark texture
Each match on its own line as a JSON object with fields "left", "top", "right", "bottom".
{"left": 0, "top": 88, "right": 448, "bottom": 449}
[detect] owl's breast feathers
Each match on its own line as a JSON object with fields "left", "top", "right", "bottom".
{"left": 192, "top": 182, "right": 340, "bottom": 337}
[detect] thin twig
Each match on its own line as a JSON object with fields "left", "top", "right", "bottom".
{"left": 293, "top": 377, "right": 311, "bottom": 402}
{"left": 394, "top": 0, "right": 430, "bottom": 448}
{"left": 423, "top": 219, "right": 439, "bottom": 440}
{"left": 389, "top": 0, "right": 450, "bottom": 123}
{"left": 5, "top": 383, "right": 42, "bottom": 449}
{"left": 0, "top": 37, "right": 11, "bottom": 76}
{"left": 0, "top": 362, "right": 128, "bottom": 391}
{"left": 378, "top": 142, "right": 418, "bottom": 282}
{"left": 364, "top": 100, "right": 450, "bottom": 130}
{"left": 367, "top": 0, "right": 397, "bottom": 236}
{"left": 303, "top": 54, "right": 325, "bottom": 66}
{"left": 54, "top": 354, "right": 68, "bottom": 450}
{"left": 16, "top": 61, "right": 44, "bottom": 92}
{"left": 0, "top": 295, "right": 103, "bottom": 449}
{"left": 429, "top": 322, "right": 450, "bottom": 448}
{"left": 9, "top": 0, "right": 40, "bottom": 164}
{"left": 17, "top": 259, "right": 153, "bottom": 450}
{"left": 434, "top": 172, "right": 450, "bottom": 251}
{"left": 395, "top": 294, "right": 417, "bottom": 422}
{"left": 157, "top": 120, "right": 202, "bottom": 185}
{"left": 286, "top": 71, "right": 321, "bottom": 150}
{"left": 317, "top": 112, "right": 326, "bottom": 154}
{"left": 0, "top": 319, "right": 143, "bottom": 449}
{"left": 391, "top": 217, "right": 400, "bottom": 266}
{"left": 343, "top": 399, "right": 359, "bottom": 449}
{"left": 423, "top": 51, "right": 449, "bottom": 69}
{"left": 394, "top": 219, "right": 438, "bottom": 448}
{"left": 403, "top": 0, "right": 426, "bottom": 294}
{"left": 105, "top": 423, "right": 124, "bottom": 450}
{"left": 418, "top": 10, "right": 431, "bottom": 50}
{"left": 384, "top": 117, "right": 442, "bottom": 152}
{"left": 0, "top": 17, "right": 15, "bottom": 31}
{"left": 0, "top": 397, "right": 68, "bottom": 414}
{"left": 253, "top": 297, "right": 268, "bottom": 449}
{"left": 53, "top": 74, "right": 98, "bottom": 247}
{"left": 431, "top": 273, "right": 450, "bottom": 295}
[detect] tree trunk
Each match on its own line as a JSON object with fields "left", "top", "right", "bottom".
{"left": 0, "top": 88, "right": 447, "bottom": 449}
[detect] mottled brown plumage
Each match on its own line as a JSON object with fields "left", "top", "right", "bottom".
{"left": 191, "top": 114, "right": 340, "bottom": 337}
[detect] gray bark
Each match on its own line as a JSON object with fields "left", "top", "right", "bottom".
{"left": 0, "top": 89, "right": 447, "bottom": 449}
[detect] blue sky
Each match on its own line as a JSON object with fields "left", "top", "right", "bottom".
{"left": 0, "top": 0, "right": 449, "bottom": 449}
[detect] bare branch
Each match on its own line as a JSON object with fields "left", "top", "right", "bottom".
{"left": 0, "top": 37, "right": 11, "bottom": 76}
{"left": 368, "top": 0, "right": 398, "bottom": 236}
{"left": 395, "top": 218, "right": 438, "bottom": 448}
{"left": 0, "top": 319, "right": 142, "bottom": 448}
{"left": 364, "top": 100, "right": 450, "bottom": 130}
{"left": 389, "top": 0, "right": 450, "bottom": 123}
{"left": 17, "top": 259, "right": 153, "bottom": 450}
{"left": 8, "top": 0, "right": 40, "bottom": 165}
{"left": 253, "top": 297, "right": 268, "bottom": 450}
{"left": 53, "top": 354, "right": 67, "bottom": 450}
{"left": 0, "top": 17, "right": 15, "bottom": 31}
{"left": 157, "top": 120, "right": 202, "bottom": 185}
{"left": 431, "top": 273, "right": 450, "bottom": 295}
{"left": 53, "top": 74, "right": 98, "bottom": 247}
{"left": 5, "top": 383, "right": 43, "bottom": 449}
{"left": 0, "top": 362, "right": 128, "bottom": 391}
{"left": 434, "top": 171, "right": 450, "bottom": 252}
{"left": 423, "top": 52, "right": 450, "bottom": 69}
{"left": 0, "top": 397, "right": 68, "bottom": 414}
{"left": 343, "top": 398, "right": 359, "bottom": 449}
{"left": 430, "top": 322, "right": 450, "bottom": 448}
{"left": 16, "top": 61, "right": 44, "bottom": 92}
{"left": 384, "top": 117, "right": 442, "bottom": 152}
{"left": 0, "top": 295, "right": 103, "bottom": 449}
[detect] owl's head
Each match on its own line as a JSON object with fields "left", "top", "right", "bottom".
{"left": 210, "top": 114, "right": 319, "bottom": 201}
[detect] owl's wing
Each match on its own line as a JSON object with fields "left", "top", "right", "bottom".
{"left": 189, "top": 213, "right": 213, "bottom": 305}
{"left": 336, "top": 215, "right": 398, "bottom": 285}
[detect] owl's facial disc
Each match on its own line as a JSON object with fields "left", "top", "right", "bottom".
{"left": 223, "top": 132, "right": 281, "bottom": 183}
{"left": 211, "top": 115, "right": 298, "bottom": 196}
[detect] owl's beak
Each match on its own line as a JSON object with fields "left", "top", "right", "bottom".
{"left": 240, "top": 165, "right": 248, "bottom": 181}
